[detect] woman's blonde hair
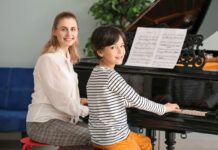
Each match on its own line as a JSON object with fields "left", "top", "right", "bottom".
{"left": 41, "top": 11, "right": 80, "bottom": 64}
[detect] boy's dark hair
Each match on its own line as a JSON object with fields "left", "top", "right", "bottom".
{"left": 91, "top": 25, "right": 126, "bottom": 59}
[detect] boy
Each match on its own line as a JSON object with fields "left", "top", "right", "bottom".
{"left": 87, "top": 25, "right": 181, "bottom": 150}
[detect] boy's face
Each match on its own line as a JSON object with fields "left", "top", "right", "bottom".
{"left": 97, "top": 36, "right": 125, "bottom": 69}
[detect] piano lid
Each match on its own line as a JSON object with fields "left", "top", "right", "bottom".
{"left": 124, "top": 0, "right": 211, "bottom": 34}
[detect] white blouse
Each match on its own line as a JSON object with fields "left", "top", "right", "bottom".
{"left": 27, "top": 49, "right": 89, "bottom": 123}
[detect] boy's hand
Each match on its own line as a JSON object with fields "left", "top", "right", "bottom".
{"left": 80, "top": 98, "right": 88, "bottom": 106}
{"left": 164, "top": 103, "right": 181, "bottom": 113}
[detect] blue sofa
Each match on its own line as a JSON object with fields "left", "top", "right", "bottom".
{"left": 0, "top": 68, "right": 34, "bottom": 132}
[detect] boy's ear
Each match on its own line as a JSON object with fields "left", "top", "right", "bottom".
{"left": 97, "top": 50, "right": 103, "bottom": 57}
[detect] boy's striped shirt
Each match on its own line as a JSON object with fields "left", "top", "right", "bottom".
{"left": 87, "top": 66, "right": 165, "bottom": 145}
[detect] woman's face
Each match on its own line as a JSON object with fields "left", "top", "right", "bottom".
{"left": 53, "top": 18, "right": 78, "bottom": 49}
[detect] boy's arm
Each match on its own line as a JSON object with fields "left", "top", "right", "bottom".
{"left": 108, "top": 71, "right": 165, "bottom": 115}
{"left": 124, "top": 99, "right": 133, "bottom": 108}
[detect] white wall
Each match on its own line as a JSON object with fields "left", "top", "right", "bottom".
{"left": 0, "top": 0, "right": 98, "bottom": 67}
{"left": 0, "top": 0, "right": 217, "bottom": 68}
{"left": 198, "top": 0, "right": 218, "bottom": 39}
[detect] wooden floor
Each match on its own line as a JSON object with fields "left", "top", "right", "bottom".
{"left": 0, "top": 132, "right": 218, "bottom": 150}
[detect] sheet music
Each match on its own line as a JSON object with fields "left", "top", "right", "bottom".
{"left": 125, "top": 27, "right": 187, "bottom": 69}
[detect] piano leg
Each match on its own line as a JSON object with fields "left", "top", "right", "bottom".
{"left": 165, "top": 131, "right": 176, "bottom": 150}
{"left": 146, "top": 129, "right": 156, "bottom": 150}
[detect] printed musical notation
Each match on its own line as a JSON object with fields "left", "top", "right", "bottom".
{"left": 125, "top": 27, "right": 187, "bottom": 69}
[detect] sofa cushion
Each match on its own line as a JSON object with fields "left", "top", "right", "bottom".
{"left": 0, "top": 68, "right": 11, "bottom": 109}
{"left": 0, "top": 67, "right": 34, "bottom": 132}
{"left": 0, "top": 109, "right": 27, "bottom": 132}
{"left": 6, "top": 68, "right": 34, "bottom": 110}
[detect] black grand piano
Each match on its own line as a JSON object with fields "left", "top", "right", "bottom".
{"left": 74, "top": 0, "right": 218, "bottom": 150}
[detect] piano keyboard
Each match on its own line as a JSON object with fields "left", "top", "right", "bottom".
{"left": 177, "top": 109, "right": 207, "bottom": 117}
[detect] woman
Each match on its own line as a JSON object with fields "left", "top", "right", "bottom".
{"left": 26, "top": 11, "right": 92, "bottom": 150}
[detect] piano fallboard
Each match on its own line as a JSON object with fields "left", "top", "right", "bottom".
{"left": 127, "top": 108, "right": 218, "bottom": 135}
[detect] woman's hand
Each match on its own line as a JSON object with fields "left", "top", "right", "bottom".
{"left": 80, "top": 98, "right": 88, "bottom": 106}
{"left": 164, "top": 103, "right": 181, "bottom": 113}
